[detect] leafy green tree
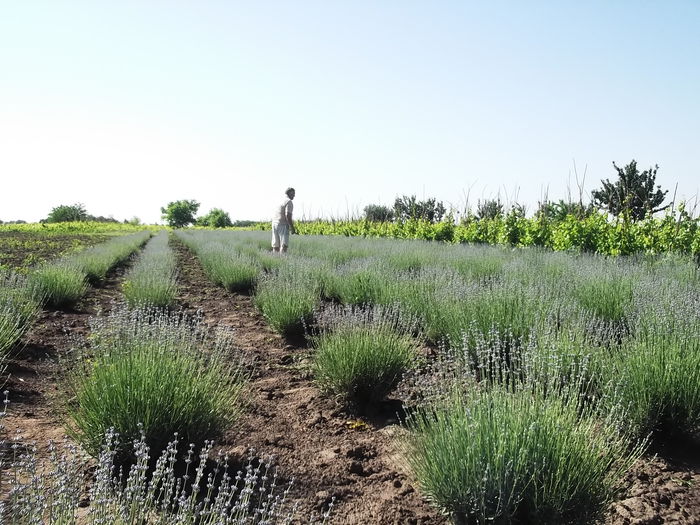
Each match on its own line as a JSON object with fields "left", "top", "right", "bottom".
{"left": 197, "top": 208, "right": 233, "bottom": 228}
{"left": 536, "top": 200, "right": 594, "bottom": 221}
{"left": 476, "top": 198, "right": 504, "bottom": 220}
{"left": 363, "top": 204, "right": 394, "bottom": 222}
{"left": 160, "top": 200, "right": 200, "bottom": 228}
{"left": 45, "top": 203, "right": 89, "bottom": 223}
{"left": 592, "top": 160, "right": 669, "bottom": 221}
{"left": 393, "top": 195, "right": 446, "bottom": 223}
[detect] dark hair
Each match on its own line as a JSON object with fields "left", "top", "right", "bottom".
{"left": 285, "top": 187, "right": 295, "bottom": 196}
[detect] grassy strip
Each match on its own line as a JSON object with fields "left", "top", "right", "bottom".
{"left": 72, "top": 230, "right": 151, "bottom": 283}
{"left": 174, "top": 230, "right": 262, "bottom": 292}
{"left": 123, "top": 232, "right": 178, "bottom": 308}
{"left": 27, "top": 231, "right": 151, "bottom": 307}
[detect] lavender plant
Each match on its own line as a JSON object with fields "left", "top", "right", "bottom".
{"left": 254, "top": 261, "right": 322, "bottom": 338}
{"left": 71, "top": 231, "right": 151, "bottom": 283}
{"left": 0, "top": 271, "right": 41, "bottom": 367}
{"left": 603, "top": 331, "right": 700, "bottom": 439}
{"left": 1, "top": 426, "right": 331, "bottom": 524}
{"left": 28, "top": 261, "right": 87, "bottom": 308}
{"left": 312, "top": 304, "right": 420, "bottom": 406}
{"left": 401, "top": 384, "right": 643, "bottom": 524}
{"left": 68, "top": 308, "right": 245, "bottom": 461}
{"left": 123, "top": 232, "right": 178, "bottom": 308}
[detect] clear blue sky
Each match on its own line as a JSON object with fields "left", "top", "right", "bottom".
{"left": 1, "top": 1, "right": 698, "bottom": 223}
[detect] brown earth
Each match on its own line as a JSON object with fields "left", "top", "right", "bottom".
{"left": 0, "top": 232, "right": 111, "bottom": 271}
{"left": 2, "top": 239, "right": 699, "bottom": 524}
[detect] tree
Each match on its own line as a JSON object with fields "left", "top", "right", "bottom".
{"left": 160, "top": 200, "right": 200, "bottom": 228}
{"left": 45, "top": 203, "right": 89, "bottom": 223}
{"left": 197, "top": 208, "right": 233, "bottom": 228}
{"left": 393, "top": 195, "right": 446, "bottom": 223}
{"left": 476, "top": 198, "right": 504, "bottom": 220}
{"left": 536, "top": 199, "right": 594, "bottom": 221}
{"left": 591, "top": 160, "right": 669, "bottom": 221}
{"left": 363, "top": 204, "right": 394, "bottom": 222}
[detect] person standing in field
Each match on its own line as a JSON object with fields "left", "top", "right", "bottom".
{"left": 271, "top": 187, "right": 295, "bottom": 253}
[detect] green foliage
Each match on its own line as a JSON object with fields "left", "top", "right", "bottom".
{"left": 254, "top": 264, "right": 321, "bottom": 338}
{"left": 68, "top": 309, "right": 245, "bottom": 461}
{"left": 197, "top": 208, "right": 234, "bottom": 228}
{"left": 393, "top": 195, "right": 446, "bottom": 223}
{"left": 313, "top": 311, "right": 418, "bottom": 405}
{"left": 475, "top": 198, "right": 504, "bottom": 220}
{"left": 44, "top": 203, "right": 89, "bottom": 223}
{"left": 402, "top": 387, "right": 641, "bottom": 524}
{"left": 592, "top": 160, "right": 669, "bottom": 221}
{"left": 123, "top": 232, "right": 178, "bottom": 308}
{"left": 604, "top": 333, "right": 700, "bottom": 439}
{"left": 363, "top": 204, "right": 395, "bottom": 222}
{"left": 0, "top": 271, "right": 41, "bottom": 365}
{"left": 537, "top": 199, "right": 594, "bottom": 221}
{"left": 29, "top": 262, "right": 88, "bottom": 307}
{"left": 294, "top": 210, "right": 700, "bottom": 258}
{"left": 160, "top": 199, "right": 200, "bottom": 228}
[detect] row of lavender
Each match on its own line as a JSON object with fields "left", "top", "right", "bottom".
{"left": 1, "top": 232, "right": 316, "bottom": 523}
{"left": 176, "top": 229, "right": 700, "bottom": 524}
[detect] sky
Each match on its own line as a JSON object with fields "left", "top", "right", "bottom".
{"left": 1, "top": 1, "right": 699, "bottom": 224}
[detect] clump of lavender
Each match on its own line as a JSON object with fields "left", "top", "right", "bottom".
{"left": 122, "top": 231, "right": 178, "bottom": 308}
{"left": 312, "top": 303, "right": 421, "bottom": 406}
{"left": 399, "top": 335, "right": 645, "bottom": 524}
{"left": 1, "top": 423, "right": 332, "bottom": 524}
{"left": 68, "top": 307, "right": 246, "bottom": 462}
{"left": 0, "top": 271, "right": 41, "bottom": 369}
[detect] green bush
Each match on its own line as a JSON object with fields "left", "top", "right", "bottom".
{"left": 313, "top": 313, "right": 418, "bottom": 405}
{"left": 73, "top": 231, "right": 151, "bottom": 283}
{"left": 29, "top": 263, "right": 87, "bottom": 307}
{"left": 402, "top": 387, "right": 642, "bottom": 524}
{"left": 123, "top": 232, "right": 178, "bottom": 308}
{"left": 68, "top": 308, "right": 245, "bottom": 461}
{"left": 604, "top": 333, "right": 700, "bottom": 439}
{"left": 0, "top": 271, "right": 41, "bottom": 365}
{"left": 254, "top": 265, "right": 321, "bottom": 338}
{"left": 573, "top": 276, "right": 633, "bottom": 324}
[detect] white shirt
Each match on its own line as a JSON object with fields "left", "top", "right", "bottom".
{"left": 273, "top": 198, "right": 294, "bottom": 224}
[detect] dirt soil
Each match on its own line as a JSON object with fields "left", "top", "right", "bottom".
{"left": 3, "top": 240, "right": 699, "bottom": 524}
